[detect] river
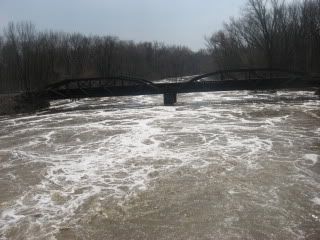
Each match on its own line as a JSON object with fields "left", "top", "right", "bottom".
{"left": 0, "top": 91, "right": 319, "bottom": 240}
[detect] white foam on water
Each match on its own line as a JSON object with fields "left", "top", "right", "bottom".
{"left": 304, "top": 154, "right": 319, "bottom": 165}
{"left": 311, "top": 197, "right": 320, "bottom": 205}
{"left": 0, "top": 105, "right": 199, "bottom": 238}
{"left": 0, "top": 90, "right": 319, "bottom": 239}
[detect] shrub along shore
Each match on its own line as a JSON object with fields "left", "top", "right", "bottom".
{"left": 0, "top": 93, "right": 49, "bottom": 115}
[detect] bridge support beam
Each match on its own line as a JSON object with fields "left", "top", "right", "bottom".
{"left": 163, "top": 93, "right": 177, "bottom": 106}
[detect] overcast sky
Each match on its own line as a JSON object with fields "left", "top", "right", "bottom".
{"left": 0, "top": 0, "right": 246, "bottom": 50}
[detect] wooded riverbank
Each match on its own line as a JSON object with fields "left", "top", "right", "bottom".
{"left": 0, "top": 93, "right": 49, "bottom": 115}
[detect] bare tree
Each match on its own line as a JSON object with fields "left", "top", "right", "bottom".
{"left": 206, "top": 0, "right": 320, "bottom": 73}
{"left": 0, "top": 22, "right": 211, "bottom": 94}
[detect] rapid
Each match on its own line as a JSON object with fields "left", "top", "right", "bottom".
{"left": 0, "top": 91, "right": 319, "bottom": 239}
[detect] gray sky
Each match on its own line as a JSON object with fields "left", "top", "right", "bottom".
{"left": 0, "top": 0, "right": 246, "bottom": 50}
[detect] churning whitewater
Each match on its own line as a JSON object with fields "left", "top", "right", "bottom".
{"left": 0, "top": 91, "right": 319, "bottom": 239}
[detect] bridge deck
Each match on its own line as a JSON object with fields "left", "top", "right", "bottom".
{"left": 44, "top": 78, "right": 320, "bottom": 100}
{"left": 41, "top": 69, "right": 320, "bottom": 105}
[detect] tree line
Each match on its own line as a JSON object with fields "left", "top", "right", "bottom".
{"left": 1, "top": 0, "right": 319, "bottom": 94}
{"left": 206, "top": 0, "right": 320, "bottom": 73}
{"left": 0, "top": 22, "right": 212, "bottom": 93}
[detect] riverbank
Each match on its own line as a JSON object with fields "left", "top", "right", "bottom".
{"left": 0, "top": 93, "right": 49, "bottom": 115}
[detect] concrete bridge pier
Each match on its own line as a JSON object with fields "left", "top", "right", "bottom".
{"left": 163, "top": 93, "right": 177, "bottom": 106}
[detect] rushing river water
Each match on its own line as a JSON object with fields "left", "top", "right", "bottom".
{"left": 0, "top": 91, "right": 319, "bottom": 240}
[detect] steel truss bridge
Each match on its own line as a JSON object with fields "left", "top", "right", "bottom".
{"left": 43, "top": 68, "right": 320, "bottom": 105}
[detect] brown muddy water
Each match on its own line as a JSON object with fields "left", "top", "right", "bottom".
{"left": 0, "top": 91, "right": 319, "bottom": 240}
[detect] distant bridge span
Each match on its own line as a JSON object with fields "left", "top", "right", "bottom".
{"left": 44, "top": 68, "right": 320, "bottom": 105}
{"left": 187, "top": 68, "right": 306, "bottom": 82}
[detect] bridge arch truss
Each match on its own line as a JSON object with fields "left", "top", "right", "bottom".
{"left": 188, "top": 68, "right": 306, "bottom": 83}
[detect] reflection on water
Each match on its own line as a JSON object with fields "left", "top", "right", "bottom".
{"left": 0, "top": 91, "right": 319, "bottom": 240}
